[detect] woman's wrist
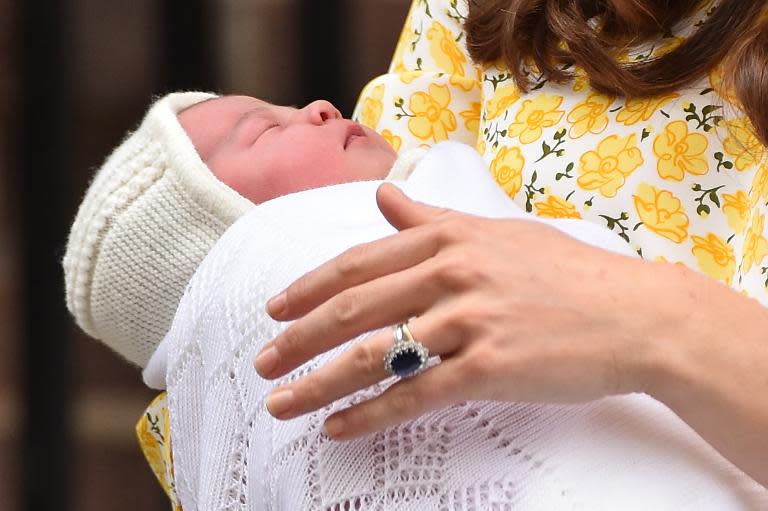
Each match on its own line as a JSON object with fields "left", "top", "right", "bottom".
{"left": 633, "top": 260, "right": 767, "bottom": 403}
{"left": 610, "top": 258, "right": 699, "bottom": 398}
{"left": 623, "top": 259, "right": 768, "bottom": 485}
{"left": 623, "top": 259, "right": 732, "bottom": 400}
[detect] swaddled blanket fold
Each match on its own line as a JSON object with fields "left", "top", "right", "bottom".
{"left": 157, "top": 143, "right": 768, "bottom": 510}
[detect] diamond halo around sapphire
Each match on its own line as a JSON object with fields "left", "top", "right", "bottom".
{"left": 384, "top": 322, "right": 430, "bottom": 378}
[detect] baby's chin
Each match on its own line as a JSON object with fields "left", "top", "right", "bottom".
{"left": 371, "top": 149, "right": 398, "bottom": 180}
{"left": 365, "top": 127, "right": 398, "bottom": 156}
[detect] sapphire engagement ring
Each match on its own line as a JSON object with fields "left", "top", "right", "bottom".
{"left": 383, "top": 321, "right": 430, "bottom": 379}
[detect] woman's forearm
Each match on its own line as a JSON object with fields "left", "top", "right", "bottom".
{"left": 637, "top": 262, "right": 768, "bottom": 487}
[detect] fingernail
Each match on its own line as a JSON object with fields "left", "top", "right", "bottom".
{"left": 254, "top": 346, "right": 279, "bottom": 376}
{"left": 323, "top": 417, "right": 345, "bottom": 438}
{"left": 267, "top": 292, "right": 287, "bottom": 317}
{"left": 266, "top": 389, "right": 294, "bottom": 417}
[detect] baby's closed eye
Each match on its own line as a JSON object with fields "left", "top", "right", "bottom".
{"left": 237, "top": 118, "right": 280, "bottom": 146}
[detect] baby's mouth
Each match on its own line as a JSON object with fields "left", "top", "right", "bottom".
{"left": 344, "top": 124, "right": 367, "bottom": 149}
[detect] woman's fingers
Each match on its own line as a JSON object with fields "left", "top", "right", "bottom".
{"left": 268, "top": 185, "right": 457, "bottom": 322}
{"left": 256, "top": 259, "right": 449, "bottom": 379}
{"left": 375, "top": 183, "right": 451, "bottom": 231}
{"left": 265, "top": 314, "right": 464, "bottom": 419}
{"left": 267, "top": 221, "right": 442, "bottom": 321}
{"left": 321, "top": 356, "right": 470, "bottom": 440}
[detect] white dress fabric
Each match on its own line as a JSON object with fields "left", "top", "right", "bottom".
{"left": 159, "top": 143, "right": 768, "bottom": 510}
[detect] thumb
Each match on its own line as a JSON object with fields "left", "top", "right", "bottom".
{"left": 376, "top": 182, "right": 449, "bottom": 231}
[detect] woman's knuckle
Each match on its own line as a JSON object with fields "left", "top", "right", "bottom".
{"left": 333, "top": 291, "right": 361, "bottom": 327}
{"left": 452, "top": 216, "right": 479, "bottom": 239}
{"left": 457, "top": 300, "right": 496, "bottom": 335}
{"left": 286, "top": 274, "right": 311, "bottom": 305}
{"left": 442, "top": 306, "right": 472, "bottom": 336}
{"left": 435, "top": 209, "right": 463, "bottom": 227}
{"left": 279, "top": 326, "right": 304, "bottom": 355}
{"left": 300, "top": 374, "right": 325, "bottom": 405}
{"left": 337, "top": 244, "right": 366, "bottom": 278}
{"left": 351, "top": 343, "right": 380, "bottom": 374}
{"left": 434, "top": 218, "right": 463, "bottom": 245}
{"left": 434, "top": 252, "right": 477, "bottom": 290}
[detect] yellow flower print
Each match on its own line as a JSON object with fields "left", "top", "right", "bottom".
{"left": 578, "top": 134, "right": 644, "bottom": 198}
{"left": 460, "top": 102, "right": 481, "bottom": 134}
{"left": 161, "top": 405, "right": 175, "bottom": 465}
{"left": 476, "top": 139, "right": 487, "bottom": 155}
{"left": 381, "top": 129, "right": 402, "bottom": 152}
{"left": 572, "top": 68, "right": 589, "bottom": 93}
{"left": 655, "top": 256, "right": 689, "bottom": 269}
{"left": 616, "top": 94, "right": 679, "bottom": 126}
{"left": 723, "top": 118, "right": 765, "bottom": 171}
{"left": 614, "top": 47, "right": 633, "bottom": 64}
{"left": 490, "top": 145, "right": 525, "bottom": 198}
{"left": 138, "top": 415, "right": 167, "bottom": 488}
{"left": 399, "top": 71, "right": 420, "bottom": 85}
{"left": 534, "top": 195, "right": 582, "bottom": 219}
{"left": 427, "top": 21, "right": 473, "bottom": 91}
{"left": 451, "top": 75, "right": 479, "bottom": 92}
{"left": 485, "top": 83, "right": 521, "bottom": 120}
{"left": 567, "top": 93, "right": 614, "bottom": 139}
{"left": 654, "top": 36, "right": 685, "bottom": 57}
{"left": 633, "top": 183, "right": 689, "bottom": 243}
{"left": 722, "top": 190, "right": 751, "bottom": 233}
{"left": 653, "top": 120, "right": 709, "bottom": 180}
{"left": 743, "top": 213, "right": 768, "bottom": 273}
{"left": 751, "top": 163, "right": 768, "bottom": 206}
{"left": 359, "top": 84, "right": 385, "bottom": 130}
{"left": 507, "top": 94, "right": 565, "bottom": 145}
{"left": 393, "top": 60, "right": 407, "bottom": 80}
{"left": 407, "top": 83, "right": 457, "bottom": 142}
{"left": 691, "top": 233, "right": 736, "bottom": 284}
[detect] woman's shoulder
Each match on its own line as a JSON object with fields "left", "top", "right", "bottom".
{"left": 351, "top": 0, "right": 483, "bottom": 154}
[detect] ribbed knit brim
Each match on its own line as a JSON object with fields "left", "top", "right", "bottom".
{"left": 63, "top": 92, "right": 254, "bottom": 368}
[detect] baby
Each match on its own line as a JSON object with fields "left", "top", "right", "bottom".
{"left": 63, "top": 91, "right": 401, "bottom": 369}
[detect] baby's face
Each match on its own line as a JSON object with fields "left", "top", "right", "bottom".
{"left": 178, "top": 95, "right": 397, "bottom": 204}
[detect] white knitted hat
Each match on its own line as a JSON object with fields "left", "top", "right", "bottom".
{"left": 63, "top": 92, "right": 254, "bottom": 368}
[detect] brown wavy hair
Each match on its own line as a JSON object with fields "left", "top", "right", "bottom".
{"left": 465, "top": 0, "right": 768, "bottom": 145}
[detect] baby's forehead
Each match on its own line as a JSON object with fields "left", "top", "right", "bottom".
{"left": 178, "top": 95, "right": 274, "bottom": 160}
{"left": 182, "top": 95, "right": 270, "bottom": 124}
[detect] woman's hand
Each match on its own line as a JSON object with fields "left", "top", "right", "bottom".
{"left": 254, "top": 183, "right": 669, "bottom": 440}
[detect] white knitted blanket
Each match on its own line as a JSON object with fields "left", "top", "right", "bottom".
{"left": 157, "top": 143, "right": 768, "bottom": 510}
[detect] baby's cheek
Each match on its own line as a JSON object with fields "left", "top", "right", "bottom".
{"left": 289, "top": 153, "right": 350, "bottom": 188}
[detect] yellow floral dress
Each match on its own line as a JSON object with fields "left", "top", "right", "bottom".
{"left": 138, "top": 0, "right": 768, "bottom": 506}
{"left": 137, "top": 393, "right": 182, "bottom": 510}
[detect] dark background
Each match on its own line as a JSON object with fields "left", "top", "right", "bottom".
{"left": 0, "top": 0, "right": 411, "bottom": 508}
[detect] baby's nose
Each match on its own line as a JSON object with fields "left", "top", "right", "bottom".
{"left": 299, "top": 100, "right": 342, "bottom": 125}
